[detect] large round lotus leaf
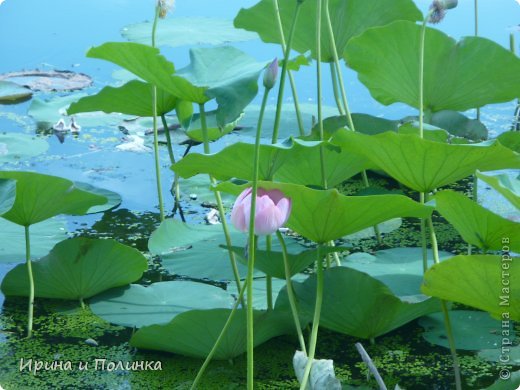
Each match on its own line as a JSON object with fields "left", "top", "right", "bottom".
{"left": 482, "top": 371, "right": 520, "bottom": 390}
{"left": 172, "top": 138, "right": 370, "bottom": 188}
{"left": 479, "top": 345, "right": 520, "bottom": 365}
{"left": 185, "top": 110, "right": 241, "bottom": 143}
{"left": 228, "top": 275, "right": 308, "bottom": 310}
{"left": 122, "top": 17, "right": 256, "bottom": 47}
{"left": 0, "top": 80, "right": 32, "bottom": 103}
{"left": 0, "top": 179, "right": 15, "bottom": 216}
{"left": 0, "top": 171, "right": 107, "bottom": 226}
{"left": 343, "top": 218, "right": 402, "bottom": 242}
{"left": 497, "top": 131, "right": 520, "bottom": 153}
{"left": 345, "top": 21, "right": 520, "bottom": 112}
{"left": 0, "top": 217, "right": 68, "bottom": 262}
{"left": 1, "top": 237, "right": 147, "bottom": 301}
{"left": 477, "top": 171, "right": 520, "bottom": 211}
{"left": 334, "top": 131, "right": 520, "bottom": 192}
{"left": 343, "top": 247, "right": 453, "bottom": 298}
{"left": 419, "top": 311, "right": 514, "bottom": 350}
{"left": 285, "top": 266, "right": 440, "bottom": 340}
{"left": 73, "top": 181, "right": 122, "bottom": 214}
{"left": 130, "top": 308, "right": 294, "bottom": 359}
{"left": 0, "top": 133, "right": 48, "bottom": 164}
{"left": 422, "top": 255, "right": 520, "bottom": 321}
{"left": 90, "top": 281, "right": 234, "bottom": 328}
{"left": 234, "top": 0, "right": 421, "bottom": 62}
{"left": 0, "top": 70, "right": 92, "bottom": 92}
{"left": 428, "top": 110, "right": 488, "bottom": 141}
{"left": 216, "top": 181, "right": 433, "bottom": 244}
{"left": 149, "top": 219, "right": 262, "bottom": 281}
{"left": 67, "top": 80, "right": 178, "bottom": 117}
{"left": 178, "top": 174, "right": 234, "bottom": 207}
{"left": 434, "top": 190, "right": 520, "bottom": 251}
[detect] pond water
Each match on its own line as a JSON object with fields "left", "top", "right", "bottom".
{"left": 0, "top": 0, "right": 519, "bottom": 389}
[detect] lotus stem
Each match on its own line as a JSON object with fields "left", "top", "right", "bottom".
{"left": 266, "top": 235, "right": 273, "bottom": 310}
{"left": 272, "top": 0, "right": 304, "bottom": 142}
{"left": 151, "top": 5, "right": 165, "bottom": 221}
{"left": 190, "top": 280, "right": 247, "bottom": 390}
{"left": 276, "top": 230, "right": 307, "bottom": 354}
{"left": 427, "top": 216, "right": 462, "bottom": 390}
{"left": 467, "top": 173, "right": 479, "bottom": 255}
{"left": 161, "top": 114, "right": 185, "bottom": 221}
{"left": 316, "top": 0, "right": 327, "bottom": 191}
{"left": 299, "top": 244, "right": 324, "bottom": 390}
{"left": 198, "top": 103, "right": 244, "bottom": 306}
{"left": 324, "top": 0, "right": 381, "bottom": 242}
{"left": 24, "top": 225, "right": 34, "bottom": 338}
{"left": 355, "top": 343, "right": 388, "bottom": 390}
{"left": 329, "top": 63, "right": 345, "bottom": 115}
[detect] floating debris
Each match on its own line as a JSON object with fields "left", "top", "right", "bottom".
{"left": 115, "top": 135, "right": 152, "bottom": 153}
{"left": 0, "top": 69, "right": 92, "bottom": 92}
{"left": 84, "top": 338, "right": 98, "bottom": 347}
{"left": 204, "top": 208, "right": 220, "bottom": 225}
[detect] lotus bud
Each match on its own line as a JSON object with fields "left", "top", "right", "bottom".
{"left": 428, "top": 0, "right": 457, "bottom": 23}
{"left": 158, "top": 0, "right": 174, "bottom": 19}
{"left": 263, "top": 58, "right": 279, "bottom": 90}
{"left": 231, "top": 187, "right": 291, "bottom": 236}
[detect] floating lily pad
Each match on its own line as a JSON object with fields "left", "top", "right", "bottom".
{"left": 482, "top": 371, "right": 520, "bottom": 390}
{"left": 0, "top": 133, "right": 48, "bottom": 164}
{"left": 130, "top": 308, "right": 294, "bottom": 359}
{"left": 0, "top": 171, "right": 107, "bottom": 226}
{"left": 434, "top": 190, "right": 520, "bottom": 252}
{"left": 1, "top": 237, "right": 147, "bottom": 302}
{"left": 343, "top": 247, "right": 453, "bottom": 298}
{"left": 343, "top": 218, "right": 402, "bottom": 242}
{"left": 345, "top": 21, "right": 520, "bottom": 112}
{"left": 419, "top": 311, "right": 512, "bottom": 350}
{"left": 335, "top": 131, "right": 520, "bottom": 192}
{"left": 90, "top": 281, "right": 234, "bottom": 328}
{"left": 281, "top": 266, "right": 440, "bottom": 340}
{"left": 427, "top": 110, "right": 488, "bottom": 141}
{"left": 422, "top": 255, "right": 520, "bottom": 321}
{"left": 122, "top": 17, "right": 256, "bottom": 47}
{"left": 0, "top": 80, "right": 32, "bottom": 104}
{"left": 479, "top": 345, "right": 520, "bottom": 364}
{"left": 73, "top": 181, "right": 122, "bottom": 214}
{"left": 0, "top": 179, "right": 15, "bottom": 216}
{"left": 0, "top": 70, "right": 92, "bottom": 92}
{"left": 477, "top": 171, "right": 520, "bottom": 210}
{"left": 0, "top": 217, "right": 68, "bottom": 262}
{"left": 217, "top": 181, "right": 433, "bottom": 243}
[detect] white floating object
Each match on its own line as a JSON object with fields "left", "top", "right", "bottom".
{"left": 116, "top": 135, "right": 151, "bottom": 153}
{"left": 70, "top": 116, "right": 81, "bottom": 133}
{"left": 204, "top": 208, "right": 220, "bottom": 225}
{"left": 52, "top": 118, "right": 69, "bottom": 132}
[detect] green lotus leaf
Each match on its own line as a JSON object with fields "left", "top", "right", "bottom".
{"left": 483, "top": 371, "right": 520, "bottom": 390}
{"left": 419, "top": 310, "right": 514, "bottom": 350}
{"left": 477, "top": 171, "right": 520, "bottom": 210}
{"left": 0, "top": 217, "right": 68, "bottom": 262}
{"left": 0, "top": 171, "right": 107, "bottom": 226}
{"left": 216, "top": 181, "right": 433, "bottom": 243}
{"left": 428, "top": 110, "right": 488, "bottom": 141}
{"left": 345, "top": 21, "right": 520, "bottom": 112}
{"left": 434, "top": 190, "right": 520, "bottom": 251}
{"left": 90, "top": 281, "right": 234, "bottom": 328}
{"left": 67, "top": 80, "right": 179, "bottom": 117}
{"left": 122, "top": 17, "right": 256, "bottom": 47}
{"left": 235, "top": 0, "right": 421, "bottom": 62}
{"left": 0, "top": 80, "right": 32, "bottom": 103}
{"left": 0, "top": 179, "right": 15, "bottom": 216}
{"left": 184, "top": 110, "right": 242, "bottom": 142}
{"left": 343, "top": 247, "right": 453, "bottom": 297}
{"left": 73, "top": 182, "right": 122, "bottom": 214}
{"left": 421, "top": 255, "right": 520, "bottom": 321}
{"left": 130, "top": 308, "right": 294, "bottom": 359}
{"left": 497, "top": 131, "right": 520, "bottom": 153}
{"left": 334, "top": 131, "right": 520, "bottom": 192}
{"left": 1, "top": 237, "right": 147, "bottom": 301}
{"left": 479, "top": 345, "right": 520, "bottom": 364}
{"left": 172, "top": 138, "right": 370, "bottom": 188}
{"left": 0, "top": 133, "right": 49, "bottom": 164}
{"left": 282, "top": 266, "right": 440, "bottom": 339}
{"left": 397, "top": 122, "right": 449, "bottom": 143}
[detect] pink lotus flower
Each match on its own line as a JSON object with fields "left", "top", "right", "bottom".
{"left": 231, "top": 187, "right": 291, "bottom": 235}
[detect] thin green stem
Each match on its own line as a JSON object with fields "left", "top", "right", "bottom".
{"left": 198, "top": 103, "right": 244, "bottom": 305}
{"left": 299, "top": 245, "right": 324, "bottom": 390}
{"left": 316, "top": 0, "right": 327, "bottom": 190}
{"left": 474, "top": 0, "right": 480, "bottom": 121}
{"left": 161, "top": 115, "right": 176, "bottom": 165}
{"left": 266, "top": 235, "right": 273, "bottom": 310}
{"left": 276, "top": 230, "right": 306, "bottom": 354}
{"left": 329, "top": 63, "right": 345, "bottom": 115}
{"left": 246, "top": 87, "right": 271, "bottom": 389}
{"left": 272, "top": 0, "right": 304, "bottom": 142}
{"left": 190, "top": 281, "right": 247, "bottom": 390}
{"left": 419, "top": 15, "right": 430, "bottom": 139}
{"left": 25, "top": 225, "right": 34, "bottom": 338}
{"left": 161, "top": 114, "right": 184, "bottom": 221}
{"left": 151, "top": 5, "right": 165, "bottom": 221}
{"left": 420, "top": 192, "right": 428, "bottom": 273}
{"left": 427, "top": 217, "right": 462, "bottom": 390}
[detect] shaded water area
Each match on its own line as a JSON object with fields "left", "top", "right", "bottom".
{"left": 1, "top": 0, "right": 520, "bottom": 389}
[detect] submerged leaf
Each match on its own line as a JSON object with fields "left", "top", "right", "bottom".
{"left": 0, "top": 133, "right": 49, "bottom": 164}
{"left": 345, "top": 21, "right": 520, "bottom": 111}
{"left": 421, "top": 255, "right": 520, "bottom": 321}
{"left": 1, "top": 238, "right": 147, "bottom": 301}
